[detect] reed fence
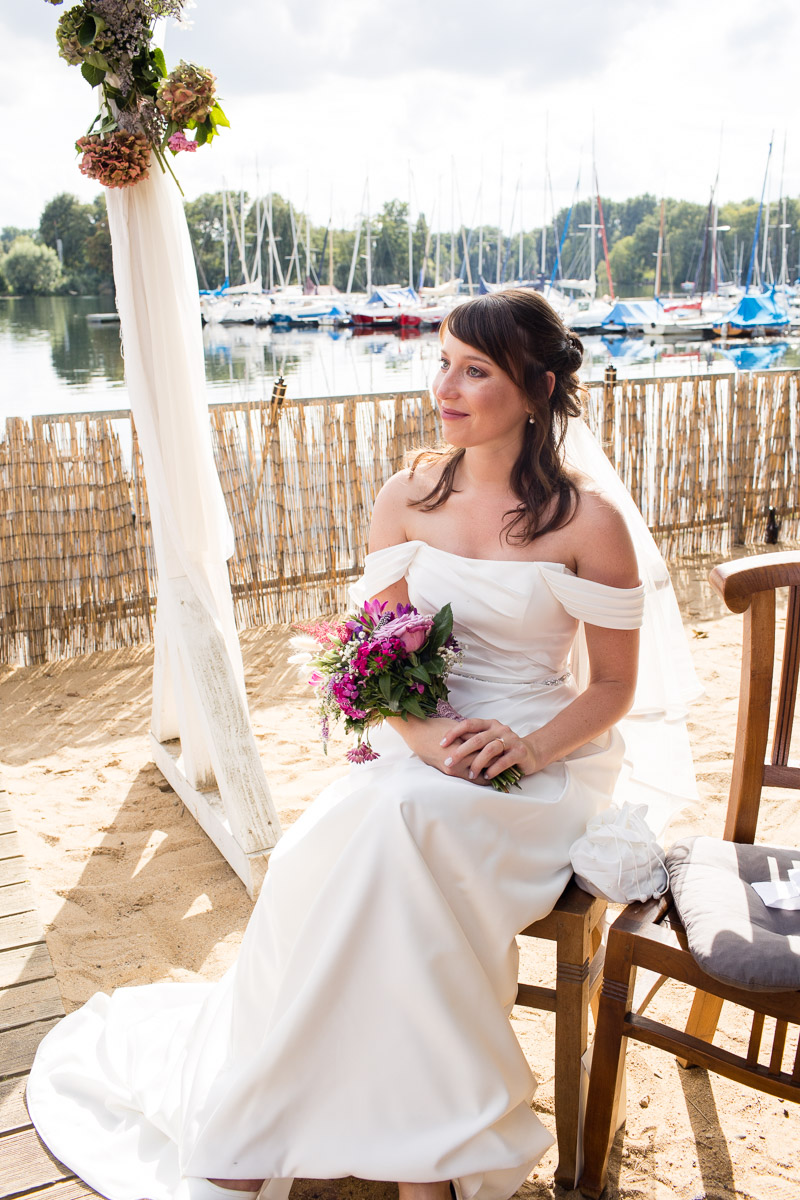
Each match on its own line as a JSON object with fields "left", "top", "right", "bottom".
{"left": 1, "top": 368, "right": 798, "bottom": 665}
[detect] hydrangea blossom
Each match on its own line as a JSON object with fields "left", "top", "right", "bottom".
{"left": 76, "top": 130, "right": 151, "bottom": 188}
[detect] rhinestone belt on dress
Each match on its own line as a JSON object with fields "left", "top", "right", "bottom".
{"left": 449, "top": 669, "right": 572, "bottom": 687}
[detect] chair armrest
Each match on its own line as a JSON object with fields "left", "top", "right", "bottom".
{"left": 709, "top": 552, "right": 800, "bottom": 613}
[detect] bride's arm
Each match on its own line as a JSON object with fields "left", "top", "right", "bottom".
{"left": 361, "top": 469, "right": 477, "bottom": 780}
{"left": 440, "top": 493, "right": 640, "bottom": 783}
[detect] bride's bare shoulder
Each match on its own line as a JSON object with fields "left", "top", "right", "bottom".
{"left": 567, "top": 472, "right": 639, "bottom": 586}
{"left": 369, "top": 456, "right": 445, "bottom": 550}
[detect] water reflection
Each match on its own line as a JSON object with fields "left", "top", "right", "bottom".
{"left": 2, "top": 295, "right": 800, "bottom": 422}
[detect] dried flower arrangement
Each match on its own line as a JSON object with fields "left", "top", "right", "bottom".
{"left": 45, "top": 0, "right": 228, "bottom": 190}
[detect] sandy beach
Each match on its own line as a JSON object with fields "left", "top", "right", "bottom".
{"left": 2, "top": 552, "right": 799, "bottom": 1200}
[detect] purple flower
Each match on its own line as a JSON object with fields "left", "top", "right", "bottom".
{"left": 331, "top": 674, "right": 368, "bottom": 720}
{"left": 347, "top": 743, "right": 380, "bottom": 764}
{"left": 362, "top": 598, "right": 387, "bottom": 623}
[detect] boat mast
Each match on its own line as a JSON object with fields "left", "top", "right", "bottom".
{"left": 267, "top": 188, "right": 274, "bottom": 290}
{"left": 305, "top": 211, "right": 311, "bottom": 285}
{"left": 346, "top": 180, "right": 368, "bottom": 295}
{"left": 222, "top": 181, "right": 230, "bottom": 287}
{"left": 496, "top": 145, "right": 503, "bottom": 286}
{"left": 266, "top": 188, "right": 285, "bottom": 290}
{"left": 435, "top": 176, "right": 441, "bottom": 289}
{"left": 240, "top": 188, "right": 246, "bottom": 282}
{"left": 365, "top": 179, "right": 372, "bottom": 294}
{"left": 589, "top": 191, "right": 597, "bottom": 295}
{"left": 745, "top": 136, "right": 773, "bottom": 292}
{"left": 518, "top": 161, "right": 524, "bottom": 281}
{"left": 450, "top": 158, "right": 456, "bottom": 282}
{"left": 455, "top": 171, "right": 474, "bottom": 294}
{"left": 761, "top": 166, "right": 772, "bottom": 285}
{"left": 477, "top": 165, "right": 484, "bottom": 280}
{"left": 778, "top": 132, "right": 789, "bottom": 289}
{"left": 654, "top": 198, "right": 665, "bottom": 300}
{"left": 540, "top": 114, "right": 548, "bottom": 285}
{"left": 595, "top": 164, "right": 614, "bottom": 300}
{"left": 408, "top": 162, "right": 414, "bottom": 290}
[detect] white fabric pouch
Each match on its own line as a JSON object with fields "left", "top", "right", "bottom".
{"left": 569, "top": 802, "right": 668, "bottom": 903}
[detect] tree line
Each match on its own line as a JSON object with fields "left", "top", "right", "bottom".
{"left": 3, "top": 189, "right": 799, "bottom": 298}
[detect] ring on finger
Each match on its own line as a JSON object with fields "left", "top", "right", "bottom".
{"left": 497, "top": 736, "right": 506, "bottom": 749}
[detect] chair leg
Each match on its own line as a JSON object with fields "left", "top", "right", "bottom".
{"left": 577, "top": 929, "right": 636, "bottom": 1200}
{"left": 552, "top": 913, "right": 592, "bottom": 1189}
{"left": 677, "top": 989, "right": 724, "bottom": 1068}
{"left": 589, "top": 921, "right": 604, "bottom": 1025}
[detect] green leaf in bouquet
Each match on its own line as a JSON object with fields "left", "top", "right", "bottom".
{"left": 429, "top": 603, "right": 454, "bottom": 649}
{"left": 408, "top": 663, "right": 431, "bottom": 684}
{"left": 390, "top": 681, "right": 406, "bottom": 706}
{"left": 378, "top": 673, "right": 394, "bottom": 705}
{"left": 152, "top": 46, "right": 167, "bottom": 78}
{"left": 210, "top": 102, "right": 230, "bottom": 129}
{"left": 402, "top": 694, "right": 427, "bottom": 720}
{"left": 195, "top": 120, "right": 210, "bottom": 146}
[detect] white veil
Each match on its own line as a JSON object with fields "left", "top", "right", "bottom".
{"left": 564, "top": 417, "right": 702, "bottom": 835}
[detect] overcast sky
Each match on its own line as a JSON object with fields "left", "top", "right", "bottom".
{"left": 4, "top": 0, "right": 798, "bottom": 233}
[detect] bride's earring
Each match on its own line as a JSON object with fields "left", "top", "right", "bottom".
{"left": 527, "top": 414, "right": 535, "bottom": 424}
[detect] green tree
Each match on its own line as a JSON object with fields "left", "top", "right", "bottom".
{"left": 3, "top": 236, "right": 64, "bottom": 295}
{"left": 1, "top": 226, "right": 34, "bottom": 253}
{"left": 371, "top": 200, "right": 410, "bottom": 286}
{"left": 84, "top": 194, "right": 114, "bottom": 285}
{"left": 607, "top": 235, "right": 640, "bottom": 288}
{"left": 39, "top": 194, "right": 92, "bottom": 272}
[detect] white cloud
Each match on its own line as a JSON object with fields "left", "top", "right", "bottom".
{"left": 3, "top": 0, "right": 799, "bottom": 233}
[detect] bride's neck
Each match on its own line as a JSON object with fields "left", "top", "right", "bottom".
{"left": 458, "top": 446, "right": 518, "bottom": 492}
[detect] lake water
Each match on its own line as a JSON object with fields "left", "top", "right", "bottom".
{"left": 3, "top": 294, "right": 800, "bottom": 423}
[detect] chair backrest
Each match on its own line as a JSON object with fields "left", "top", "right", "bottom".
{"left": 709, "top": 551, "right": 800, "bottom": 844}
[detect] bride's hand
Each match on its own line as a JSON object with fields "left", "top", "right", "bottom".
{"left": 439, "top": 718, "right": 537, "bottom": 783}
{"left": 388, "top": 716, "right": 486, "bottom": 781}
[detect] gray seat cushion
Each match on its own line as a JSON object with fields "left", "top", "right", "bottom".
{"left": 666, "top": 836, "right": 800, "bottom": 992}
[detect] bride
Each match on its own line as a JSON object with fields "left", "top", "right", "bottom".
{"left": 28, "top": 290, "right": 673, "bottom": 1200}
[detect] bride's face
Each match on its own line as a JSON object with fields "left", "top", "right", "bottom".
{"left": 433, "top": 331, "right": 530, "bottom": 450}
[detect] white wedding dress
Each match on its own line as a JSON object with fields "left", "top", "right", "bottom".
{"left": 28, "top": 539, "right": 684, "bottom": 1200}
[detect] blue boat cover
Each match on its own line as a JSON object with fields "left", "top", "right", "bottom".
{"left": 600, "top": 300, "right": 660, "bottom": 328}
{"left": 365, "top": 286, "right": 419, "bottom": 307}
{"left": 719, "top": 288, "right": 790, "bottom": 329}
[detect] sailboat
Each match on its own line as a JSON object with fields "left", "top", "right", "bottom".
{"left": 713, "top": 139, "right": 791, "bottom": 337}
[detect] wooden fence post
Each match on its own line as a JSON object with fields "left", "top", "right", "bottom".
{"left": 602, "top": 365, "right": 617, "bottom": 465}
{"left": 729, "top": 371, "right": 746, "bottom": 546}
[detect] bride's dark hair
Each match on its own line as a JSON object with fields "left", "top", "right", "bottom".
{"left": 409, "top": 288, "right": 584, "bottom": 543}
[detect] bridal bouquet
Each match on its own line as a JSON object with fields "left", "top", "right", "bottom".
{"left": 290, "top": 600, "right": 523, "bottom": 793}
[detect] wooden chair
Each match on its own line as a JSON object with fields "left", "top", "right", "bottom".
{"left": 516, "top": 879, "right": 607, "bottom": 1188}
{"left": 579, "top": 551, "right": 800, "bottom": 1198}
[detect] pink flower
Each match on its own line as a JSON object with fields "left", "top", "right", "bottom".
{"left": 168, "top": 131, "right": 198, "bottom": 154}
{"left": 378, "top": 612, "right": 433, "bottom": 654}
{"left": 308, "top": 671, "right": 323, "bottom": 686}
{"left": 347, "top": 743, "right": 380, "bottom": 764}
{"left": 76, "top": 131, "right": 151, "bottom": 189}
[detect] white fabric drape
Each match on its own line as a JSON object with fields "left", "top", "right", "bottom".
{"left": 105, "top": 156, "right": 243, "bottom": 691}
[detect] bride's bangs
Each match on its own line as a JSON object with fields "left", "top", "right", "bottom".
{"left": 442, "top": 296, "right": 526, "bottom": 387}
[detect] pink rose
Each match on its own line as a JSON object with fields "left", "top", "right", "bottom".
{"left": 379, "top": 612, "right": 433, "bottom": 653}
